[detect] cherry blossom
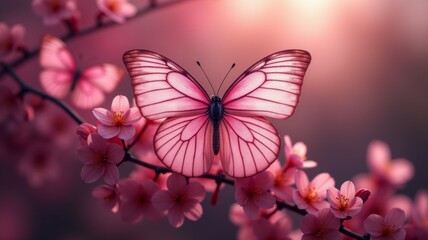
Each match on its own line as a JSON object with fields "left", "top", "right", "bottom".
{"left": 32, "top": 0, "right": 78, "bottom": 25}
{"left": 118, "top": 179, "right": 163, "bottom": 223}
{"left": 76, "top": 123, "right": 97, "bottom": 146}
{"left": 267, "top": 160, "right": 296, "bottom": 204}
{"left": 92, "top": 184, "right": 121, "bottom": 213}
{"left": 293, "top": 171, "right": 335, "bottom": 214}
{"left": 93, "top": 95, "right": 142, "bottom": 140}
{"left": 327, "top": 180, "right": 363, "bottom": 218}
{"left": 97, "top": 0, "right": 137, "bottom": 24}
{"left": 284, "top": 135, "right": 317, "bottom": 169}
{"left": 0, "top": 85, "right": 25, "bottom": 123}
{"left": 364, "top": 208, "right": 406, "bottom": 240}
{"left": 367, "top": 140, "right": 414, "bottom": 186}
{"left": 151, "top": 173, "right": 206, "bottom": 228}
{"left": 408, "top": 190, "right": 428, "bottom": 238}
{"left": 235, "top": 171, "right": 276, "bottom": 219}
{"left": 300, "top": 208, "right": 341, "bottom": 240}
{"left": 77, "top": 133, "right": 124, "bottom": 184}
{"left": 0, "top": 22, "right": 25, "bottom": 62}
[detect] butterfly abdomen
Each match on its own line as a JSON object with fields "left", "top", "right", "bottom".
{"left": 209, "top": 96, "right": 223, "bottom": 155}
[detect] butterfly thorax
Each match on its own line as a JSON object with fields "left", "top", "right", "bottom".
{"left": 209, "top": 96, "right": 223, "bottom": 155}
{"left": 70, "top": 69, "right": 82, "bottom": 92}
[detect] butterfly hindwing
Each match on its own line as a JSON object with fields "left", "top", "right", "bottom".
{"left": 222, "top": 50, "right": 311, "bottom": 119}
{"left": 154, "top": 115, "right": 214, "bottom": 177}
{"left": 219, "top": 114, "right": 280, "bottom": 177}
{"left": 123, "top": 49, "right": 211, "bottom": 120}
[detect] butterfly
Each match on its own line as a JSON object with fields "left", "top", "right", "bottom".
{"left": 39, "top": 34, "right": 124, "bottom": 109}
{"left": 123, "top": 49, "right": 311, "bottom": 177}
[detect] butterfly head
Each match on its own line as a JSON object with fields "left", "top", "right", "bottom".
{"left": 211, "top": 96, "right": 221, "bottom": 103}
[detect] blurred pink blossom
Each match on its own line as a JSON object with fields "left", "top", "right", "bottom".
{"left": 364, "top": 208, "right": 406, "bottom": 240}
{"left": 368, "top": 140, "right": 414, "bottom": 186}
{"left": 93, "top": 95, "right": 141, "bottom": 140}
{"left": 267, "top": 160, "right": 296, "bottom": 204}
{"left": 118, "top": 179, "right": 163, "bottom": 223}
{"left": 92, "top": 184, "right": 121, "bottom": 213}
{"left": 0, "top": 85, "right": 25, "bottom": 123}
{"left": 32, "top": 0, "right": 78, "bottom": 25}
{"left": 253, "top": 217, "right": 293, "bottom": 240}
{"left": 408, "top": 190, "right": 428, "bottom": 238}
{"left": 327, "top": 180, "right": 363, "bottom": 218}
{"left": 77, "top": 133, "right": 124, "bottom": 184}
{"left": 284, "top": 135, "right": 317, "bottom": 169}
{"left": 152, "top": 173, "right": 206, "bottom": 228}
{"left": 97, "top": 0, "right": 137, "bottom": 24}
{"left": 293, "top": 171, "right": 335, "bottom": 214}
{"left": 76, "top": 123, "right": 97, "bottom": 146}
{"left": 300, "top": 208, "right": 341, "bottom": 240}
{"left": 235, "top": 171, "right": 275, "bottom": 219}
{"left": 18, "top": 144, "right": 60, "bottom": 187}
{"left": 0, "top": 22, "right": 25, "bottom": 61}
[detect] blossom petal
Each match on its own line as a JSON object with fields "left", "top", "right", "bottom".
{"left": 81, "top": 164, "right": 104, "bottom": 183}
{"left": 126, "top": 107, "right": 142, "bottom": 124}
{"left": 111, "top": 95, "right": 129, "bottom": 112}
{"left": 106, "top": 143, "right": 125, "bottom": 164}
{"left": 183, "top": 203, "right": 203, "bottom": 221}
{"left": 167, "top": 174, "right": 187, "bottom": 196}
{"left": 77, "top": 146, "right": 97, "bottom": 164}
{"left": 312, "top": 173, "right": 335, "bottom": 194}
{"left": 243, "top": 200, "right": 259, "bottom": 220}
{"left": 300, "top": 213, "right": 317, "bottom": 234}
{"left": 92, "top": 108, "right": 115, "bottom": 125}
{"left": 88, "top": 133, "right": 108, "bottom": 153}
{"left": 364, "top": 214, "right": 384, "bottom": 237}
{"left": 103, "top": 163, "right": 119, "bottom": 185}
{"left": 340, "top": 181, "right": 356, "bottom": 199}
{"left": 384, "top": 208, "right": 406, "bottom": 229}
{"left": 186, "top": 182, "right": 206, "bottom": 202}
{"left": 168, "top": 206, "right": 185, "bottom": 228}
{"left": 152, "top": 190, "right": 174, "bottom": 211}
{"left": 98, "top": 125, "right": 121, "bottom": 139}
{"left": 295, "top": 170, "right": 309, "bottom": 194}
{"left": 118, "top": 125, "right": 136, "bottom": 140}
{"left": 254, "top": 192, "right": 275, "bottom": 209}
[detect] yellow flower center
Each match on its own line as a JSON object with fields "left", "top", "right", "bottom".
{"left": 113, "top": 111, "right": 125, "bottom": 125}
{"left": 380, "top": 224, "right": 394, "bottom": 237}
{"left": 336, "top": 194, "right": 350, "bottom": 210}
{"left": 107, "top": 0, "right": 120, "bottom": 12}
{"left": 305, "top": 187, "right": 319, "bottom": 203}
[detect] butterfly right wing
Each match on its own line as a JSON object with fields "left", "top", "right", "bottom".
{"left": 39, "top": 34, "right": 76, "bottom": 98}
{"left": 123, "top": 49, "right": 211, "bottom": 120}
{"left": 123, "top": 50, "right": 213, "bottom": 176}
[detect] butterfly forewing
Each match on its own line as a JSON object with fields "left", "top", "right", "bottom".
{"left": 222, "top": 50, "right": 311, "bottom": 119}
{"left": 123, "top": 50, "right": 211, "bottom": 120}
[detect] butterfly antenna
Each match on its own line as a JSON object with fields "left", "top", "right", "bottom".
{"left": 196, "top": 61, "right": 216, "bottom": 95}
{"left": 217, "top": 63, "right": 235, "bottom": 95}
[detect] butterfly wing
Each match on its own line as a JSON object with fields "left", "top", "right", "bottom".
{"left": 220, "top": 50, "right": 311, "bottom": 177}
{"left": 39, "top": 34, "right": 76, "bottom": 98}
{"left": 123, "top": 49, "right": 211, "bottom": 120}
{"left": 222, "top": 50, "right": 311, "bottom": 119}
{"left": 71, "top": 64, "right": 124, "bottom": 109}
{"left": 123, "top": 50, "right": 212, "bottom": 176}
{"left": 154, "top": 115, "right": 214, "bottom": 176}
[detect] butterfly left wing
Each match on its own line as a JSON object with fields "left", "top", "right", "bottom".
{"left": 39, "top": 34, "right": 76, "bottom": 98}
{"left": 71, "top": 64, "right": 124, "bottom": 109}
{"left": 154, "top": 114, "right": 214, "bottom": 177}
{"left": 220, "top": 50, "right": 311, "bottom": 177}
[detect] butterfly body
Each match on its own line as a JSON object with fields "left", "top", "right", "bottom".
{"left": 69, "top": 69, "right": 81, "bottom": 92}
{"left": 123, "top": 49, "right": 311, "bottom": 177}
{"left": 208, "top": 96, "right": 224, "bottom": 155}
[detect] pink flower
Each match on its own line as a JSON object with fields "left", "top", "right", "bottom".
{"left": 300, "top": 208, "right": 341, "bottom": 240}
{"left": 367, "top": 140, "right": 414, "bottom": 186}
{"left": 118, "top": 179, "right": 163, "bottom": 223}
{"left": 327, "top": 180, "right": 363, "bottom": 218}
{"left": 364, "top": 208, "right": 406, "bottom": 240}
{"left": 267, "top": 160, "right": 296, "bottom": 204}
{"left": 284, "top": 135, "right": 317, "bottom": 169}
{"left": 0, "top": 85, "right": 25, "bottom": 123}
{"left": 77, "top": 133, "right": 124, "bottom": 184}
{"left": 235, "top": 171, "right": 275, "bottom": 219}
{"left": 152, "top": 173, "right": 206, "bottom": 228}
{"left": 97, "top": 0, "right": 137, "bottom": 24}
{"left": 93, "top": 95, "right": 142, "bottom": 140}
{"left": 293, "top": 171, "right": 335, "bottom": 214}
{"left": 410, "top": 190, "right": 428, "bottom": 238}
{"left": 253, "top": 217, "right": 293, "bottom": 240}
{"left": 32, "top": 0, "right": 78, "bottom": 25}
{"left": 18, "top": 144, "right": 59, "bottom": 187}
{"left": 76, "top": 123, "right": 97, "bottom": 146}
{"left": 92, "top": 184, "right": 120, "bottom": 213}
{"left": 0, "top": 23, "right": 25, "bottom": 62}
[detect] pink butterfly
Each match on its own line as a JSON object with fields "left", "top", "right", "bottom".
{"left": 39, "top": 34, "right": 124, "bottom": 109}
{"left": 123, "top": 50, "right": 311, "bottom": 177}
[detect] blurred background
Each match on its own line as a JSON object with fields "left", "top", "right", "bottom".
{"left": 1, "top": 0, "right": 427, "bottom": 239}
